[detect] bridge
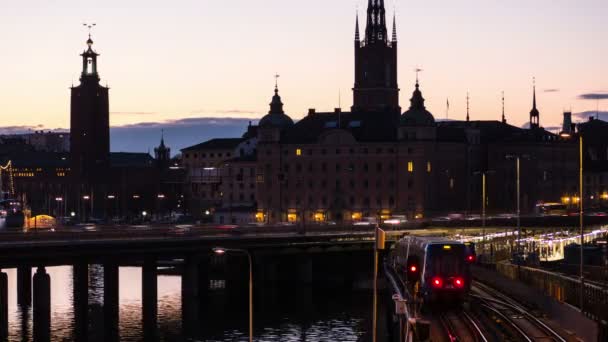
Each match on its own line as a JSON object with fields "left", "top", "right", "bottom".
{"left": 0, "top": 226, "right": 406, "bottom": 341}
{"left": 0, "top": 223, "right": 607, "bottom": 341}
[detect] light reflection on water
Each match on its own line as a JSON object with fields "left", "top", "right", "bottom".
{"left": 4, "top": 266, "right": 378, "bottom": 341}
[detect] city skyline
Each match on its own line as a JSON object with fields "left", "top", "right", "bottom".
{"left": 2, "top": 0, "right": 608, "bottom": 132}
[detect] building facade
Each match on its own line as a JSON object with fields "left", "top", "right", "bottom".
{"left": 181, "top": 0, "right": 578, "bottom": 224}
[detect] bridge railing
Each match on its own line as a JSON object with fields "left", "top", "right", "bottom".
{"left": 496, "top": 261, "right": 608, "bottom": 322}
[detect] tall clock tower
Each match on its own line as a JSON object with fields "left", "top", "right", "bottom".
{"left": 70, "top": 34, "right": 110, "bottom": 183}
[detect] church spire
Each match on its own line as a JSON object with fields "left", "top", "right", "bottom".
{"left": 355, "top": 12, "right": 360, "bottom": 42}
{"left": 365, "top": 0, "right": 388, "bottom": 45}
{"left": 392, "top": 12, "right": 397, "bottom": 42}
{"left": 530, "top": 77, "right": 540, "bottom": 129}
{"left": 502, "top": 91, "right": 507, "bottom": 124}
{"left": 466, "top": 92, "right": 470, "bottom": 122}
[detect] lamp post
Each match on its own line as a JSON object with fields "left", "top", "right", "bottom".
{"left": 579, "top": 136, "right": 584, "bottom": 312}
{"left": 213, "top": 247, "right": 253, "bottom": 342}
{"left": 506, "top": 154, "right": 530, "bottom": 269}
{"left": 473, "top": 171, "right": 495, "bottom": 255}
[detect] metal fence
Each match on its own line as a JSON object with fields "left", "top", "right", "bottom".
{"left": 496, "top": 262, "right": 608, "bottom": 323}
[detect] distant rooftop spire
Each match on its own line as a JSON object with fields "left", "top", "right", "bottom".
{"left": 355, "top": 12, "right": 360, "bottom": 42}
{"left": 466, "top": 92, "right": 470, "bottom": 122}
{"left": 269, "top": 75, "right": 284, "bottom": 114}
{"left": 392, "top": 12, "right": 397, "bottom": 42}
{"left": 502, "top": 91, "right": 507, "bottom": 124}
{"left": 530, "top": 77, "right": 540, "bottom": 129}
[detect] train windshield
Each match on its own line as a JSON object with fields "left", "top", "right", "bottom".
{"left": 427, "top": 244, "right": 466, "bottom": 276}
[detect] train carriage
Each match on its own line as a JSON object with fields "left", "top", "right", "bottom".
{"left": 393, "top": 236, "right": 469, "bottom": 304}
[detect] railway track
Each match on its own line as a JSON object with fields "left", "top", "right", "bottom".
{"left": 471, "top": 282, "right": 567, "bottom": 342}
{"left": 439, "top": 310, "right": 489, "bottom": 342}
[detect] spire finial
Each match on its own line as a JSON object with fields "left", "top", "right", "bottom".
{"left": 274, "top": 73, "right": 280, "bottom": 93}
{"left": 466, "top": 92, "right": 470, "bottom": 122}
{"left": 415, "top": 67, "right": 422, "bottom": 86}
{"left": 502, "top": 91, "right": 506, "bottom": 123}
{"left": 532, "top": 76, "right": 537, "bottom": 109}
{"left": 83, "top": 23, "right": 96, "bottom": 45}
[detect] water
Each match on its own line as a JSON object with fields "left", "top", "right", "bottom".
{"left": 3, "top": 266, "right": 383, "bottom": 341}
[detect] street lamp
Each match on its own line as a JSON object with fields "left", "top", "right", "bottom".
{"left": 505, "top": 154, "right": 530, "bottom": 263}
{"left": 578, "top": 136, "right": 584, "bottom": 311}
{"left": 213, "top": 247, "right": 253, "bottom": 342}
{"left": 473, "top": 170, "right": 495, "bottom": 255}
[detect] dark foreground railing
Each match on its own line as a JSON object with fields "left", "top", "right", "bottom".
{"left": 496, "top": 261, "right": 608, "bottom": 339}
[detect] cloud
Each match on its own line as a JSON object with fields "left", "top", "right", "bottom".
{"left": 189, "top": 109, "right": 258, "bottom": 116}
{"left": 578, "top": 93, "right": 608, "bottom": 100}
{"left": 543, "top": 89, "right": 560, "bottom": 93}
{"left": 111, "top": 111, "right": 157, "bottom": 116}
{"left": 573, "top": 111, "right": 608, "bottom": 121}
{"left": 0, "top": 125, "right": 68, "bottom": 135}
{"left": 115, "top": 117, "right": 259, "bottom": 129}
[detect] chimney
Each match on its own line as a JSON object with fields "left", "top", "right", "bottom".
{"left": 308, "top": 108, "right": 316, "bottom": 116}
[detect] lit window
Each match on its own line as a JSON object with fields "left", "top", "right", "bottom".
{"left": 407, "top": 162, "right": 414, "bottom": 173}
{"left": 427, "top": 162, "right": 432, "bottom": 173}
{"left": 296, "top": 148, "right": 302, "bottom": 156}
{"left": 449, "top": 178, "right": 455, "bottom": 189}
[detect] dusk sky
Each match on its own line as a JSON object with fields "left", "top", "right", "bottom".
{"left": 2, "top": 0, "right": 607, "bottom": 133}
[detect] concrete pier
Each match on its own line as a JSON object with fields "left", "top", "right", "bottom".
{"left": 181, "top": 256, "right": 200, "bottom": 338}
{"left": 142, "top": 257, "right": 157, "bottom": 341}
{"left": 103, "top": 262, "right": 119, "bottom": 342}
{"left": 17, "top": 266, "right": 32, "bottom": 306}
{"left": 33, "top": 267, "right": 51, "bottom": 342}
{"left": 73, "top": 263, "right": 89, "bottom": 342}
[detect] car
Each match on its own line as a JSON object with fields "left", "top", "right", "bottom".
{"left": 217, "top": 225, "right": 239, "bottom": 230}
{"left": 169, "top": 226, "right": 190, "bottom": 236}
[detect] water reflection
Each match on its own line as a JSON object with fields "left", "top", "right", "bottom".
{"left": 4, "top": 266, "right": 379, "bottom": 341}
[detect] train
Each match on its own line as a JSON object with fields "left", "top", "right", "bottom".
{"left": 392, "top": 236, "right": 472, "bottom": 304}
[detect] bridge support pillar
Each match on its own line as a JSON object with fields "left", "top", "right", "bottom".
{"left": 182, "top": 256, "right": 200, "bottom": 338}
{"left": 0, "top": 269, "right": 8, "bottom": 340}
{"left": 17, "top": 266, "right": 32, "bottom": 306}
{"left": 33, "top": 266, "right": 51, "bottom": 342}
{"left": 142, "top": 257, "right": 157, "bottom": 341}
{"left": 198, "top": 257, "right": 210, "bottom": 311}
{"left": 73, "top": 262, "right": 88, "bottom": 342}
{"left": 103, "top": 262, "right": 119, "bottom": 342}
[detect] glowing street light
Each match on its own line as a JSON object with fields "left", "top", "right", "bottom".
{"left": 212, "top": 247, "right": 253, "bottom": 342}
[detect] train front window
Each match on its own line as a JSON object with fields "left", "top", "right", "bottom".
{"left": 428, "top": 245, "right": 465, "bottom": 276}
